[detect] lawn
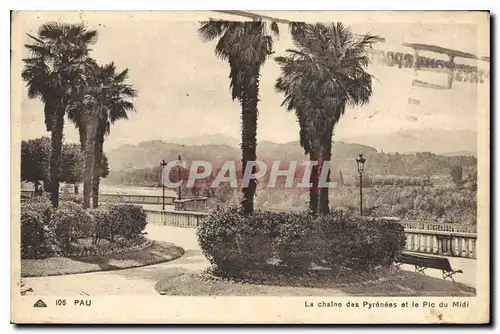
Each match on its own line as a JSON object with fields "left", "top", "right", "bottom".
{"left": 155, "top": 267, "right": 476, "bottom": 297}
{"left": 21, "top": 241, "right": 184, "bottom": 277}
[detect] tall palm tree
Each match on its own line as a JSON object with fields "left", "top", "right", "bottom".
{"left": 198, "top": 19, "right": 279, "bottom": 215}
{"left": 22, "top": 23, "right": 98, "bottom": 208}
{"left": 275, "top": 22, "right": 376, "bottom": 214}
{"left": 68, "top": 61, "right": 136, "bottom": 208}
{"left": 91, "top": 63, "right": 136, "bottom": 208}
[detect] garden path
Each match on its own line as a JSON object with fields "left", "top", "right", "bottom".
{"left": 22, "top": 225, "right": 209, "bottom": 296}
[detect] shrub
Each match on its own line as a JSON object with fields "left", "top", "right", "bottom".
{"left": 198, "top": 208, "right": 406, "bottom": 277}
{"left": 275, "top": 212, "right": 315, "bottom": 271}
{"left": 50, "top": 201, "right": 94, "bottom": 250}
{"left": 315, "top": 212, "right": 406, "bottom": 271}
{"left": 197, "top": 206, "right": 256, "bottom": 274}
{"left": 20, "top": 199, "right": 149, "bottom": 259}
{"left": 59, "top": 193, "right": 83, "bottom": 204}
{"left": 102, "top": 204, "right": 147, "bottom": 241}
{"left": 90, "top": 205, "right": 114, "bottom": 243}
{"left": 20, "top": 196, "right": 57, "bottom": 258}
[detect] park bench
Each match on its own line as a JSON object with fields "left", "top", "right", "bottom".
{"left": 395, "top": 251, "right": 463, "bottom": 282}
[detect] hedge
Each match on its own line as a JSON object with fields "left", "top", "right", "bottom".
{"left": 197, "top": 207, "right": 406, "bottom": 276}
{"left": 20, "top": 198, "right": 148, "bottom": 259}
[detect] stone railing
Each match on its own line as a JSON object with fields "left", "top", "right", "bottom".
{"left": 401, "top": 220, "right": 477, "bottom": 259}
{"left": 21, "top": 190, "right": 176, "bottom": 206}
{"left": 145, "top": 209, "right": 208, "bottom": 228}
{"left": 145, "top": 210, "right": 478, "bottom": 259}
{"left": 99, "top": 193, "right": 176, "bottom": 206}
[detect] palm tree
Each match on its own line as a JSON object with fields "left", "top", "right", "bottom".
{"left": 68, "top": 61, "right": 136, "bottom": 208}
{"left": 198, "top": 19, "right": 279, "bottom": 215}
{"left": 22, "top": 23, "right": 98, "bottom": 208}
{"left": 91, "top": 63, "right": 136, "bottom": 208}
{"left": 275, "top": 22, "right": 376, "bottom": 214}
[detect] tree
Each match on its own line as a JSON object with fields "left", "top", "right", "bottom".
{"left": 450, "top": 165, "right": 463, "bottom": 187}
{"left": 91, "top": 64, "right": 136, "bottom": 208}
{"left": 21, "top": 137, "right": 50, "bottom": 195}
{"left": 198, "top": 20, "right": 279, "bottom": 215}
{"left": 100, "top": 154, "right": 110, "bottom": 179}
{"left": 60, "top": 143, "right": 84, "bottom": 193}
{"left": 69, "top": 61, "right": 136, "bottom": 208}
{"left": 275, "top": 22, "right": 376, "bottom": 214}
{"left": 22, "top": 22, "right": 98, "bottom": 207}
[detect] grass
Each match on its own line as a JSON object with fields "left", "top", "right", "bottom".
{"left": 155, "top": 266, "right": 476, "bottom": 296}
{"left": 21, "top": 241, "right": 184, "bottom": 277}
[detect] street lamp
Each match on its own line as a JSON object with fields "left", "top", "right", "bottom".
{"left": 160, "top": 160, "right": 167, "bottom": 210}
{"left": 177, "top": 154, "right": 182, "bottom": 200}
{"left": 356, "top": 154, "right": 366, "bottom": 216}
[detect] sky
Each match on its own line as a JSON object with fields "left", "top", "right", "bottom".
{"left": 13, "top": 11, "right": 489, "bottom": 150}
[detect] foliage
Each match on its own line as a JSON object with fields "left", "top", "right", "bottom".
{"left": 21, "top": 137, "right": 50, "bottom": 188}
{"left": 105, "top": 204, "right": 147, "bottom": 240}
{"left": 197, "top": 207, "right": 406, "bottom": 277}
{"left": 20, "top": 196, "right": 59, "bottom": 258}
{"left": 198, "top": 20, "right": 279, "bottom": 215}
{"left": 275, "top": 22, "right": 376, "bottom": 213}
{"left": 20, "top": 199, "right": 148, "bottom": 259}
{"left": 100, "top": 154, "right": 110, "bottom": 178}
{"left": 449, "top": 165, "right": 464, "bottom": 187}
{"left": 60, "top": 143, "right": 84, "bottom": 184}
{"left": 92, "top": 204, "right": 147, "bottom": 243}
{"left": 21, "top": 137, "right": 111, "bottom": 192}
{"left": 370, "top": 176, "right": 433, "bottom": 187}
{"left": 50, "top": 201, "right": 94, "bottom": 250}
{"left": 353, "top": 173, "right": 373, "bottom": 188}
{"left": 22, "top": 22, "right": 98, "bottom": 208}
{"left": 255, "top": 185, "right": 477, "bottom": 224}
{"left": 314, "top": 211, "right": 406, "bottom": 270}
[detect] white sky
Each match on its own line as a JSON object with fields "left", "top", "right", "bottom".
{"left": 13, "top": 11, "right": 488, "bottom": 150}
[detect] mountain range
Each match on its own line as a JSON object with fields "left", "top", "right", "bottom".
{"left": 106, "top": 129, "right": 477, "bottom": 171}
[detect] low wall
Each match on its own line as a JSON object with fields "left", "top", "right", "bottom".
{"left": 145, "top": 209, "right": 478, "bottom": 259}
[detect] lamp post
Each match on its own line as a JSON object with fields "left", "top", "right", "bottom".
{"left": 160, "top": 159, "right": 167, "bottom": 210}
{"left": 356, "top": 154, "right": 366, "bottom": 216}
{"left": 177, "top": 154, "right": 182, "bottom": 200}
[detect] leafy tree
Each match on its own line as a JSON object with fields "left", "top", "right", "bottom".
{"left": 21, "top": 137, "right": 50, "bottom": 195}
{"left": 60, "top": 143, "right": 84, "bottom": 193}
{"left": 449, "top": 165, "right": 464, "bottom": 187}
{"left": 100, "top": 154, "right": 110, "bottom": 179}
{"left": 276, "top": 22, "right": 376, "bottom": 213}
{"left": 22, "top": 22, "right": 98, "bottom": 207}
{"left": 198, "top": 20, "right": 279, "bottom": 215}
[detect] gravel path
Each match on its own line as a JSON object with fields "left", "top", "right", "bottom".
{"left": 22, "top": 225, "right": 209, "bottom": 296}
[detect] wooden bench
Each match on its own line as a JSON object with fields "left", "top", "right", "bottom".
{"left": 395, "top": 252, "right": 463, "bottom": 282}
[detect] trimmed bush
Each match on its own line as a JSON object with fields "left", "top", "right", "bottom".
{"left": 20, "top": 200, "right": 148, "bottom": 259}
{"left": 197, "top": 206, "right": 248, "bottom": 274}
{"left": 21, "top": 197, "right": 58, "bottom": 258}
{"left": 276, "top": 212, "right": 315, "bottom": 272}
{"left": 50, "top": 201, "right": 94, "bottom": 250}
{"left": 197, "top": 208, "right": 406, "bottom": 277}
{"left": 315, "top": 211, "right": 406, "bottom": 271}
{"left": 106, "top": 204, "right": 147, "bottom": 240}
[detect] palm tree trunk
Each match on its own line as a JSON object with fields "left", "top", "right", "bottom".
{"left": 74, "top": 184, "right": 79, "bottom": 194}
{"left": 319, "top": 120, "right": 334, "bottom": 214}
{"left": 83, "top": 117, "right": 98, "bottom": 209}
{"left": 309, "top": 151, "right": 319, "bottom": 214}
{"left": 34, "top": 180, "right": 40, "bottom": 196}
{"left": 92, "top": 122, "right": 105, "bottom": 208}
{"left": 49, "top": 110, "right": 65, "bottom": 208}
{"left": 240, "top": 68, "right": 260, "bottom": 216}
